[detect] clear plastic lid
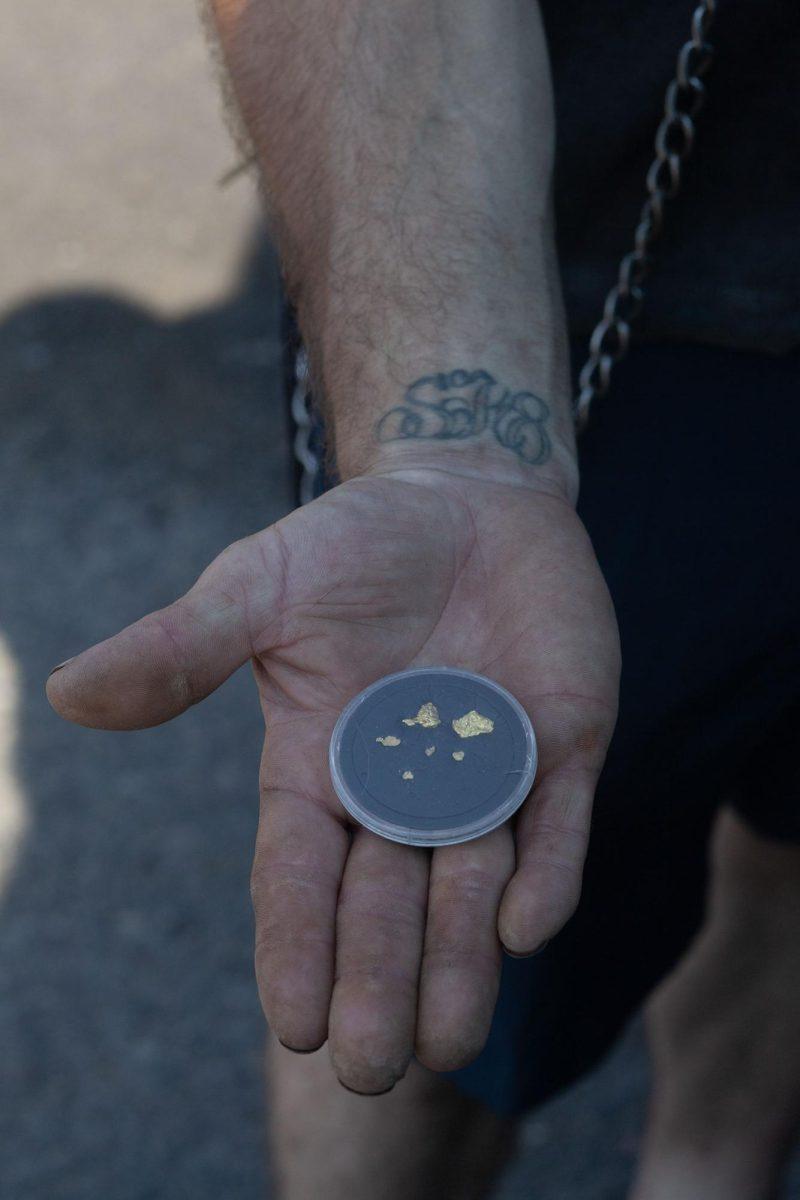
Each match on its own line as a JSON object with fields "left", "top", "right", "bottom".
{"left": 329, "top": 666, "right": 537, "bottom": 847}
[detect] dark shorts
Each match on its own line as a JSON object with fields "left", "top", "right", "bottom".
{"left": 282, "top": 303, "right": 800, "bottom": 1118}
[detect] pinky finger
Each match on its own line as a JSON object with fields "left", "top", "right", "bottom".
{"left": 497, "top": 763, "right": 596, "bottom": 957}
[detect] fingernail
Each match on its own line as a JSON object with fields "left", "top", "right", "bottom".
{"left": 505, "top": 938, "right": 550, "bottom": 960}
{"left": 277, "top": 1038, "right": 318, "bottom": 1055}
{"left": 338, "top": 1079, "right": 396, "bottom": 1097}
{"left": 48, "top": 657, "right": 75, "bottom": 677}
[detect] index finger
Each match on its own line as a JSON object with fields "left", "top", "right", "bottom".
{"left": 251, "top": 735, "right": 350, "bottom": 1052}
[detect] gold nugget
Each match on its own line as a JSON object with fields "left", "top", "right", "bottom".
{"left": 452, "top": 709, "right": 494, "bottom": 738}
{"left": 375, "top": 735, "right": 401, "bottom": 747}
{"left": 402, "top": 702, "right": 441, "bottom": 729}
{"left": 402, "top": 770, "right": 414, "bottom": 780}
{"left": 452, "top": 750, "right": 465, "bottom": 762}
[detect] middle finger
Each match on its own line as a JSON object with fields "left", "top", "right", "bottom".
{"left": 416, "top": 824, "right": 515, "bottom": 1071}
{"left": 328, "top": 828, "right": 430, "bottom": 1094}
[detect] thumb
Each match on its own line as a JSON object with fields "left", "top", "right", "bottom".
{"left": 45, "top": 532, "right": 283, "bottom": 730}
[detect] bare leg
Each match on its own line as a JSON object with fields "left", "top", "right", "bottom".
{"left": 265, "top": 1029, "right": 518, "bottom": 1200}
{"left": 630, "top": 805, "right": 800, "bottom": 1200}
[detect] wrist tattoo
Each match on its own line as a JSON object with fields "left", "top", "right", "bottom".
{"left": 375, "top": 369, "right": 551, "bottom": 466}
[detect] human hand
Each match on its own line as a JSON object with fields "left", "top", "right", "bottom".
{"left": 46, "top": 465, "right": 619, "bottom": 1094}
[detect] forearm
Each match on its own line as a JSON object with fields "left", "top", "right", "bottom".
{"left": 211, "top": 0, "right": 577, "bottom": 498}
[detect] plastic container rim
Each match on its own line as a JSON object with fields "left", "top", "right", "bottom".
{"left": 328, "top": 665, "right": 538, "bottom": 847}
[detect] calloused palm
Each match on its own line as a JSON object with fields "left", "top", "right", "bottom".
{"left": 47, "top": 466, "right": 619, "bottom": 1094}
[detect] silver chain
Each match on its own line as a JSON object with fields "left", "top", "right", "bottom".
{"left": 574, "top": 0, "right": 718, "bottom": 431}
{"left": 291, "top": 1, "right": 721, "bottom": 499}
{"left": 290, "top": 344, "right": 318, "bottom": 506}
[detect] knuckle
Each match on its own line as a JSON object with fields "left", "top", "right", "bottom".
{"left": 254, "top": 919, "right": 329, "bottom": 964}
{"left": 333, "top": 958, "right": 418, "bottom": 999}
{"left": 250, "top": 855, "right": 322, "bottom": 912}
{"left": 530, "top": 813, "right": 588, "bottom": 857}
{"left": 146, "top": 607, "right": 201, "bottom": 708}
{"left": 527, "top": 848, "right": 583, "bottom": 900}
{"left": 431, "top": 866, "right": 500, "bottom": 907}
{"left": 337, "top": 880, "right": 422, "bottom": 931}
{"left": 422, "top": 936, "right": 499, "bottom": 974}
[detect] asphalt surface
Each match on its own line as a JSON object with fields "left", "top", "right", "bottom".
{"left": 1, "top": 3, "right": 798, "bottom": 1197}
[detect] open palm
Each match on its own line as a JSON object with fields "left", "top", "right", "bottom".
{"left": 47, "top": 467, "right": 619, "bottom": 1094}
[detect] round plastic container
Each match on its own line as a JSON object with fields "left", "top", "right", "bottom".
{"left": 329, "top": 666, "right": 537, "bottom": 847}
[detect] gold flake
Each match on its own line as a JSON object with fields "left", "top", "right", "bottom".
{"left": 402, "top": 770, "right": 414, "bottom": 780}
{"left": 452, "top": 709, "right": 494, "bottom": 738}
{"left": 452, "top": 750, "right": 465, "bottom": 762}
{"left": 401, "top": 702, "right": 441, "bottom": 729}
{"left": 375, "top": 735, "right": 401, "bottom": 747}
{"left": 424, "top": 745, "right": 436, "bottom": 757}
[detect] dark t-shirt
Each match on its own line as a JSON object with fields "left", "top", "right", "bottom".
{"left": 543, "top": 1, "right": 799, "bottom": 353}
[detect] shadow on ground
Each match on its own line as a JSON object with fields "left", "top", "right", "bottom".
{"left": 0, "top": 231, "right": 289, "bottom": 1198}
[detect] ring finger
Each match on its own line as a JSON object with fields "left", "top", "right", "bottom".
{"left": 416, "top": 824, "right": 515, "bottom": 1071}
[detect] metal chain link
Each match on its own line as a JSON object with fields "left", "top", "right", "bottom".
{"left": 292, "top": 2, "right": 721, "bottom": 498}
{"left": 574, "top": 0, "right": 718, "bottom": 431}
{"left": 290, "top": 345, "right": 318, "bottom": 506}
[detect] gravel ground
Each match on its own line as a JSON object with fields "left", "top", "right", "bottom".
{"left": 1, "top": 3, "right": 798, "bottom": 1197}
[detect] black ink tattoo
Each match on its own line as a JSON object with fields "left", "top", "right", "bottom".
{"left": 375, "top": 369, "right": 551, "bottom": 466}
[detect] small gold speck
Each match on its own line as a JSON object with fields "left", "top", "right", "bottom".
{"left": 452, "top": 710, "right": 494, "bottom": 738}
{"left": 375, "top": 735, "right": 401, "bottom": 747}
{"left": 425, "top": 745, "right": 436, "bottom": 757}
{"left": 402, "top": 770, "right": 414, "bottom": 781}
{"left": 402, "top": 702, "right": 441, "bottom": 729}
{"left": 452, "top": 750, "right": 465, "bottom": 762}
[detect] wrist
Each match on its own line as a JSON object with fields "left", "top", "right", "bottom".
{"left": 326, "top": 358, "right": 579, "bottom": 506}
{"left": 351, "top": 435, "right": 579, "bottom": 507}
